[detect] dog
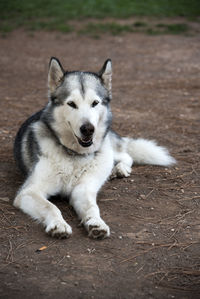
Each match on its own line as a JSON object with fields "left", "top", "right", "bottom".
{"left": 13, "top": 58, "right": 175, "bottom": 239}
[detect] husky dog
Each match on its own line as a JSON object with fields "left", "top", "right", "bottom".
{"left": 13, "top": 58, "right": 175, "bottom": 239}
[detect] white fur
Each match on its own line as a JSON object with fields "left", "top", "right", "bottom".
{"left": 14, "top": 130, "right": 175, "bottom": 239}
{"left": 13, "top": 59, "right": 175, "bottom": 239}
{"left": 124, "top": 138, "right": 176, "bottom": 166}
{"left": 14, "top": 133, "right": 114, "bottom": 239}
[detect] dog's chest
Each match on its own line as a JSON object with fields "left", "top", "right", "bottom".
{"left": 39, "top": 133, "right": 114, "bottom": 195}
{"left": 49, "top": 151, "right": 96, "bottom": 190}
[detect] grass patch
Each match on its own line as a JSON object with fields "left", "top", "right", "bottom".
{"left": 133, "top": 21, "right": 148, "bottom": 27}
{"left": 0, "top": 0, "right": 200, "bottom": 33}
{"left": 0, "top": 23, "right": 13, "bottom": 33}
{"left": 26, "top": 20, "right": 73, "bottom": 33}
{"left": 160, "top": 23, "right": 189, "bottom": 34}
{"left": 79, "top": 21, "right": 191, "bottom": 37}
{"left": 79, "top": 22, "right": 134, "bottom": 37}
{"left": 0, "top": 0, "right": 200, "bottom": 21}
{"left": 147, "top": 23, "right": 189, "bottom": 35}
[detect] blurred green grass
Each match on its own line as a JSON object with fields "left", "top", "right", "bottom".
{"left": 0, "top": 0, "right": 199, "bottom": 34}
{"left": 79, "top": 22, "right": 191, "bottom": 38}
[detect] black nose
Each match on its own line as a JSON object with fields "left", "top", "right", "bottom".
{"left": 80, "top": 123, "right": 95, "bottom": 137}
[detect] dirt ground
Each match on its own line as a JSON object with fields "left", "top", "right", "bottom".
{"left": 0, "top": 28, "right": 200, "bottom": 299}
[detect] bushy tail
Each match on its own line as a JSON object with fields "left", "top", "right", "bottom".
{"left": 124, "top": 137, "right": 176, "bottom": 166}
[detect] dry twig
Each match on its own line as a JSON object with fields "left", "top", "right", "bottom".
{"left": 119, "top": 241, "right": 199, "bottom": 264}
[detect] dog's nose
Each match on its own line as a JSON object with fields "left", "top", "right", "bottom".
{"left": 80, "top": 123, "right": 95, "bottom": 137}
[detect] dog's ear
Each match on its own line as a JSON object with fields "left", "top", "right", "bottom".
{"left": 48, "top": 57, "right": 64, "bottom": 94}
{"left": 99, "top": 59, "right": 112, "bottom": 96}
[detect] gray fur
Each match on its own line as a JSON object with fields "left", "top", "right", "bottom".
{"left": 14, "top": 110, "right": 43, "bottom": 175}
{"left": 14, "top": 60, "right": 112, "bottom": 174}
{"left": 13, "top": 58, "right": 175, "bottom": 239}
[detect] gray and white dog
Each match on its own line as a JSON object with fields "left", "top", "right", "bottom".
{"left": 13, "top": 58, "right": 175, "bottom": 239}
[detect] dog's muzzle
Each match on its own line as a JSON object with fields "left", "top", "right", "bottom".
{"left": 77, "top": 122, "right": 95, "bottom": 147}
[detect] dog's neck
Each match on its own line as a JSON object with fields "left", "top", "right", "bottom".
{"left": 62, "top": 144, "right": 92, "bottom": 157}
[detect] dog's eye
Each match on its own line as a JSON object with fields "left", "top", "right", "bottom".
{"left": 91, "top": 100, "right": 99, "bottom": 108}
{"left": 67, "top": 101, "right": 77, "bottom": 109}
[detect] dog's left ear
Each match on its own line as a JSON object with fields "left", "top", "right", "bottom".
{"left": 99, "top": 59, "right": 112, "bottom": 97}
{"left": 48, "top": 57, "right": 64, "bottom": 94}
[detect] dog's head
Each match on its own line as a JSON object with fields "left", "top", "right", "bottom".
{"left": 47, "top": 57, "right": 112, "bottom": 154}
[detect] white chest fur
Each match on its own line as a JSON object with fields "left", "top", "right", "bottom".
{"left": 34, "top": 132, "right": 114, "bottom": 196}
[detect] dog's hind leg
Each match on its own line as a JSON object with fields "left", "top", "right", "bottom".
{"left": 13, "top": 161, "right": 72, "bottom": 238}
{"left": 110, "top": 131, "right": 175, "bottom": 178}
{"left": 111, "top": 152, "right": 133, "bottom": 178}
{"left": 109, "top": 131, "right": 133, "bottom": 178}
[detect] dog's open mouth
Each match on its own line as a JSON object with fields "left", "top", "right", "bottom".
{"left": 76, "top": 135, "right": 93, "bottom": 147}
{"left": 68, "top": 122, "right": 93, "bottom": 148}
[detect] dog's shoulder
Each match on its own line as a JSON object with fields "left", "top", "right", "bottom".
{"left": 14, "top": 110, "right": 44, "bottom": 174}
{"left": 15, "top": 110, "right": 44, "bottom": 142}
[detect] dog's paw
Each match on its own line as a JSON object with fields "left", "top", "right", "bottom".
{"left": 111, "top": 162, "right": 132, "bottom": 178}
{"left": 45, "top": 219, "right": 72, "bottom": 239}
{"left": 85, "top": 217, "right": 110, "bottom": 239}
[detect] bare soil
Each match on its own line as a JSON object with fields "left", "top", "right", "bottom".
{"left": 0, "top": 29, "right": 200, "bottom": 299}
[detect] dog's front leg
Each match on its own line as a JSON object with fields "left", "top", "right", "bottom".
{"left": 70, "top": 184, "right": 110, "bottom": 239}
{"left": 13, "top": 163, "right": 72, "bottom": 238}
{"left": 14, "top": 188, "right": 72, "bottom": 238}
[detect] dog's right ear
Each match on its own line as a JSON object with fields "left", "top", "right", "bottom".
{"left": 99, "top": 59, "right": 112, "bottom": 97}
{"left": 48, "top": 57, "right": 64, "bottom": 94}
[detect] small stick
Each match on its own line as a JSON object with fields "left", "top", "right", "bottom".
{"left": 36, "top": 246, "right": 47, "bottom": 253}
{"left": 120, "top": 241, "right": 199, "bottom": 264}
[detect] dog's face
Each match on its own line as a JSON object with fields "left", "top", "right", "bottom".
{"left": 47, "top": 58, "right": 112, "bottom": 154}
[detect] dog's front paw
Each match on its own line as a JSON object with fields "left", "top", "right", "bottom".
{"left": 112, "top": 162, "right": 132, "bottom": 178}
{"left": 46, "top": 219, "right": 72, "bottom": 239}
{"left": 85, "top": 218, "right": 110, "bottom": 239}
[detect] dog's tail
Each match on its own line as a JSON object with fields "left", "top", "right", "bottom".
{"left": 123, "top": 137, "right": 176, "bottom": 166}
